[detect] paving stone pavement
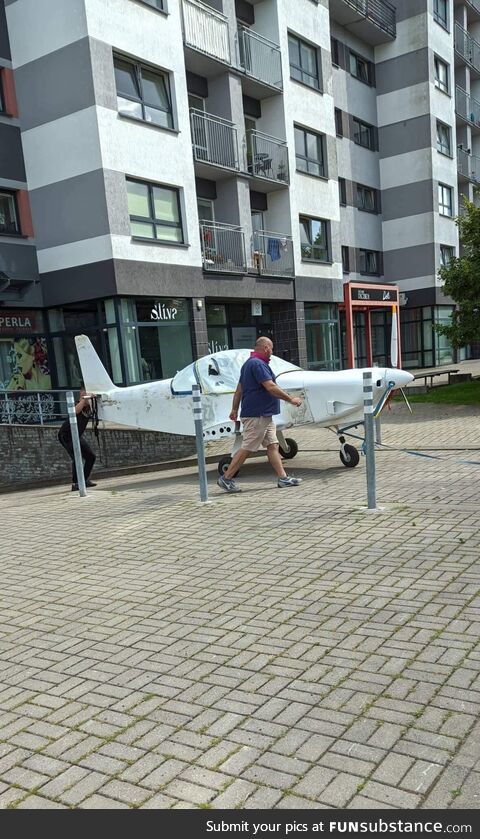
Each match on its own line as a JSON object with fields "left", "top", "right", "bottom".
{"left": 0, "top": 403, "right": 479, "bottom": 810}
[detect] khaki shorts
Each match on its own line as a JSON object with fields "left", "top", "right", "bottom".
{"left": 241, "top": 417, "right": 278, "bottom": 452}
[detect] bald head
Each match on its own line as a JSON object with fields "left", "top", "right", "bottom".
{"left": 255, "top": 336, "right": 273, "bottom": 352}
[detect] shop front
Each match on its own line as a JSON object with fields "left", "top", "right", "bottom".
{"left": 0, "top": 309, "right": 52, "bottom": 391}
{"left": 206, "top": 300, "right": 273, "bottom": 354}
{"left": 304, "top": 303, "right": 342, "bottom": 371}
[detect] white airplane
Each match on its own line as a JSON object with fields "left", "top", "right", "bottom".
{"left": 75, "top": 332, "right": 413, "bottom": 473}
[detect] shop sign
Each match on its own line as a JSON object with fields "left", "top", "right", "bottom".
{"left": 149, "top": 299, "right": 188, "bottom": 322}
{"left": 0, "top": 310, "right": 39, "bottom": 334}
{"left": 251, "top": 299, "right": 262, "bottom": 317}
{"left": 351, "top": 287, "right": 398, "bottom": 303}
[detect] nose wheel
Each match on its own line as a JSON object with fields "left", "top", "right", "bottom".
{"left": 338, "top": 436, "right": 360, "bottom": 468}
{"left": 218, "top": 455, "right": 240, "bottom": 477}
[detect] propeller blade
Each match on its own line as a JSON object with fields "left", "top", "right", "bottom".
{"left": 390, "top": 304, "right": 398, "bottom": 368}
{"left": 400, "top": 387, "right": 413, "bottom": 413}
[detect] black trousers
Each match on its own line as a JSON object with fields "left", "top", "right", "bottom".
{"left": 58, "top": 432, "right": 96, "bottom": 484}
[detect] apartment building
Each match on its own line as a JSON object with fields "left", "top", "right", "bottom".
{"left": 0, "top": 0, "right": 474, "bottom": 397}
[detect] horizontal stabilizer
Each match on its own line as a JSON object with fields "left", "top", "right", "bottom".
{"left": 75, "top": 334, "right": 117, "bottom": 394}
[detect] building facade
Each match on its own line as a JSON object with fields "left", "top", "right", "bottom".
{"left": 0, "top": 0, "right": 474, "bottom": 397}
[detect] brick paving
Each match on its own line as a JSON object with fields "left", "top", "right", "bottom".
{"left": 0, "top": 402, "right": 479, "bottom": 810}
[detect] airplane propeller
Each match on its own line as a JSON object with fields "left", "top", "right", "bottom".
{"left": 391, "top": 304, "right": 412, "bottom": 413}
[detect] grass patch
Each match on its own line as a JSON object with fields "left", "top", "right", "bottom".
{"left": 397, "top": 380, "right": 480, "bottom": 405}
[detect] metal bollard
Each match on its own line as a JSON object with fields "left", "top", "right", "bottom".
{"left": 363, "top": 371, "right": 377, "bottom": 510}
{"left": 192, "top": 384, "right": 208, "bottom": 503}
{"left": 66, "top": 391, "right": 87, "bottom": 498}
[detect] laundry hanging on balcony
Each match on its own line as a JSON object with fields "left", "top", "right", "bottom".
{"left": 267, "top": 237, "right": 281, "bottom": 261}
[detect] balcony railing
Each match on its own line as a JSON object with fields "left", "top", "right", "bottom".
{"left": 252, "top": 231, "right": 294, "bottom": 277}
{"left": 464, "top": 0, "right": 480, "bottom": 17}
{"left": 457, "top": 146, "right": 480, "bottom": 183}
{"left": 341, "top": 0, "right": 396, "bottom": 39}
{"left": 237, "top": 26, "right": 282, "bottom": 89}
{"left": 200, "top": 221, "right": 246, "bottom": 273}
{"left": 190, "top": 109, "right": 239, "bottom": 170}
{"left": 455, "top": 22, "right": 480, "bottom": 74}
{"left": 246, "top": 130, "right": 289, "bottom": 183}
{"left": 456, "top": 86, "right": 480, "bottom": 127}
{"left": 181, "top": 0, "right": 231, "bottom": 64}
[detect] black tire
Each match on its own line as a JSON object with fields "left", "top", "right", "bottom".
{"left": 340, "top": 444, "right": 360, "bottom": 468}
{"left": 278, "top": 438, "right": 298, "bottom": 460}
{"left": 218, "top": 455, "right": 240, "bottom": 478}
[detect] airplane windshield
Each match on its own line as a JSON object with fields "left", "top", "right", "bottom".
{"left": 171, "top": 350, "right": 301, "bottom": 395}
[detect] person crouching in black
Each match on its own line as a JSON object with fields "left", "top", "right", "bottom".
{"left": 58, "top": 389, "right": 97, "bottom": 491}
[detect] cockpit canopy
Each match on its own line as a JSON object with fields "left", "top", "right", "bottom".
{"left": 171, "top": 349, "right": 301, "bottom": 395}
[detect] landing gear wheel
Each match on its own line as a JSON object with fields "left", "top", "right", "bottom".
{"left": 278, "top": 438, "right": 298, "bottom": 460}
{"left": 218, "top": 455, "right": 240, "bottom": 478}
{"left": 340, "top": 444, "right": 360, "bottom": 468}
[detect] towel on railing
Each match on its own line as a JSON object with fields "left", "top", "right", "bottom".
{"left": 267, "top": 237, "right": 281, "bottom": 261}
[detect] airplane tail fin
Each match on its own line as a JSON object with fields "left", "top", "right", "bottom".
{"left": 75, "top": 334, "right": 117, "bottom": 393}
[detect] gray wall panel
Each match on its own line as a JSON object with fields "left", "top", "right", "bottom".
{"left": 295, "top": 276, "right": 344, "bottom": 303}
{"left": 376, "top": 49, "right": 429, "bottom": 95}
{"left": 379, "top": 114, "right": 432, "bottom": 158}
{"left": 383, "top": 243, "right": 435, "bottom": 282}
{"left": 382, "top": 179, "right": 434, "bottom": 221}
{"left": 90, "top": 37, "right": 117, "bottom": 111}
{"left": 29, "top": 169, "right": 110, "bottom": 250}
{"left": 40, "top": 259, "right": 117, "bottom": 306}
{"left": 0, "top": 241, "right": 39, "bottom": 279}
{"left": 14, "top": 37, "right": 95, "bottom": 131}
{"left": 396, "top": 0, "right": 428, "bottom": 22}
{"left": 0, "top": 122, "right": 25, "bottom": 180}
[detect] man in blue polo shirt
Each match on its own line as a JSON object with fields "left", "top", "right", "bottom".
{"left": 217, "top": 336, "right": 303, "bottom": 494}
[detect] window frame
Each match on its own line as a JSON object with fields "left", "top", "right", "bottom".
{"left": 294, "top": 124, "right": 326, "bottom": 178}
{"left": 135, "top": 0, "right": 166, "bottom": 12}
{"left": 299, "top": 215, "right": 330, "bottom": 263}
{"left": 127, "top": 178, "right": 184, "bottom": 244}
{"left": 341, "top": 245, "right": 350, "bottom": 273}
{"left": 349, "top": 50, "right": 374, "bottom": 86}
{"left": 335, "top": 108, "right": 343, "bottom": 137}
{"left": 338, "top": 177, "right": 347, "bottom": 206}
{"left": 353, "top": 117, "right": 375, "bottom": 150}
{"left": 438, "top": 183, "right": 453, "bottom": 217}
{"left": 436, "top": 120, "right": 452, "bottom": 156}
{"left": 433, "top": 0, "right": 448, "bottom": 30}
{"left": 288, "top": 33, "right": 321, "bottom": 91}
{"left": 359, "top": 248, "right": 380, "bottom": 275}
{"left": 113, "top": 54, "right": 174, "bottom": 130}
{"left": 434, "top": 55, "right": 449, "bottom": 94}
{"left": 0, "top": 189, "right": 20, "bottom": 236}
{"left": 331, "top": 37, "right": 339, "bottom": 67}
{"left": 440, "top": 244, "right": 454, "bottom": 266}
{"left": 356, "top": 183, "right": 378, "bottom": 213}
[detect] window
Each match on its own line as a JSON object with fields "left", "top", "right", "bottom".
{"left": 433, "top": 0, "right": 448, "bottom": 29}
{"left": 353, "top": 117, "right": 375, "bottom": 149}
{"left": 288, "top": 34, "right": 320, "bottom": 90}
{"left": 436, "top": 121, "right": 451, "bottom": 155}
{"left": 335, "top": 108, "right": 343, "bottom": 137}
{"left": 342, "top": 246, "right": 350, "bottom": 273}
{"left": 440, "top": 244, "right": 454, "bottom": 266}
{"left": 359, "top": 249, "right": 380, "bottom": 275}
{"left": 331, "top": 37, "right": 339, "bottom": 67}
{"left": 438, "top": 183, "right": 453, "bottom": 217}
{"left": 0, "top": 191, "right": 19, "bottom": 235}
{"left": 434, "top": 56, "right": 449, "bottom": 93}
{"left": 357, "top": 183, "right": 377, "bottom": 212}
{"left": 339, "top": 177, "right": 346, "bottom": 205}
{"left": 294, "top": 125, "right": 326, "bottom": 177}
{"left": 114, "top": 56, "right": 173, "bottom": 128}
{"left": 349, "top": 51, "right": 374, "bottom": 85}
{"left": 137, "top": 0, "right": 165, "bottom": 10}
{"left": 300, "top": 216, "right": 329, "bottom": 262}
{"left": 127, "top": 179, "right": 183, "bottom": 242}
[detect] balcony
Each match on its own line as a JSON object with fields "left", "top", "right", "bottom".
{"left": 190, "top": 109, "right": 240, "bottom": 175}
{"left": 181, "top": 0, "right": 231, "bottom": 68}
{"left": 455, "top": 0, "right": 480, "bottom": 23}
{"left": 329, "top": 0, "right": 396, "bottom": 45}
{"left": 200, "top": 221, "right": 246, "bottom": 273}
{"left": 246, "top": 129, "right": 289, "bottom": 188}
{"left": 455, "top": 86, "right": 480, "bottom": 132}
{"left": 454, "top": 23, "right": 480, "bottom": 77}
{"left": 237, "top": 26, "right": 282, "bottom": 94}
{"left": 457, "top": 146, "right": 480, "bottom": 184}
{"left": 252, "top": 230, "right": 294, "bottom": 277}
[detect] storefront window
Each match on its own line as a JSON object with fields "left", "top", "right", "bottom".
{"left": 0, "top": 310, "right": 51, "bottom": 391}
{"left": 305, "top": 303, "right": 341, "bottom": 370}
{"left": 206, "top": 302, "right": 272, "bottom": 354}
{"left": 119, "top": 297, "right": 193, "bottom": 382}
{"left": 434, "top": 306, "right": 454, "bottom": 365}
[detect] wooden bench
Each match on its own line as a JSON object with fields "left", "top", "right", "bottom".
{"left": 413, "top": 368, "right": 459, "bottom": 388}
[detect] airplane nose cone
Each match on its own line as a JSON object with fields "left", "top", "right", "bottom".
{"left": 386, "top": 368, "right": 414, "bottom": 387}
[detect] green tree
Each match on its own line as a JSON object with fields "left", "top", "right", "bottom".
{"left": 436, "top": 195, "right": 480, "bottom": 348}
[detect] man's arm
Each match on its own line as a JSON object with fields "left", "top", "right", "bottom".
{"left": 229, "top": 383, "right": 242, "bottom": 420}
{"left": 262, "top": 379, "right": 302, "bottom": 407}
